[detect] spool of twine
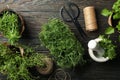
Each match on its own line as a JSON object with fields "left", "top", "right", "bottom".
{"left": 83, "top": 6, "right": 98, "bottom": 31}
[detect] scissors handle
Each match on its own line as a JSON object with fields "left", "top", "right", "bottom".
{"left": 60, "top": 2, "right": 80, "bottom": 22}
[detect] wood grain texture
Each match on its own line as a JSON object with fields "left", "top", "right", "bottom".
{"left": 0, "top": 0, "right": 120, "bottom": 80}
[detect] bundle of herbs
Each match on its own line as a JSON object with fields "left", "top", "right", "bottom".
{"left": 0, "top": 43, "right": 48, "bottom": 80}
{"left": 0, "top": 10, "right": 22, "bottom": 45}
{"left": 39, "top": 18, "right": 85, "bottom": 68}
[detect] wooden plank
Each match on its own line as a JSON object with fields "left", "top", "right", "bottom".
{"left": 0, "top": 0, "right": 115, "bottom": 12}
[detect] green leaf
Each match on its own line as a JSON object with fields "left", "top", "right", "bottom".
{"left": 113, "top": 13, "right": 120, "bottom": 19}
{"left": 116, "top": 22, "right": 120, "bottom": 31}
{"left": 105, "top": 27, "right": 114, "bottom": 34}
{"left": 112, "top": 0, "right": 120, "bottom": 11}
{"left": 101, "top": 8, "right": 112, "bottom": 17}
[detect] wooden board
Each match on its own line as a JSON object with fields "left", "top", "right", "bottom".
{"left": 0, "top": 0, "right": 120, "bottom": 80}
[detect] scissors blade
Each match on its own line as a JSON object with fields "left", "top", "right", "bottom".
{"left": 74, "top": 20, "right": 88, "bottom": 39}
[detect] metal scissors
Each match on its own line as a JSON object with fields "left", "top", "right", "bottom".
{"left": 60, "top": 2, "right": 87, "bottom": 40}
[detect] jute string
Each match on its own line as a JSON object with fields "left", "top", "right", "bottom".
{"left": 83, "top": 6, "right": 98, "bottom": 31}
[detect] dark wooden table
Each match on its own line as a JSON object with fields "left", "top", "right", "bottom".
{"left": 1, "top": 0, "right": 120, "bottom": 80}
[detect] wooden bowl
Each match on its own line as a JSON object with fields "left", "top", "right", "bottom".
{"left": 108, "top": 15, "right": 112, "bottom": 26}
{"left": 0, "top": 8, "right": 25, "bottom": 36}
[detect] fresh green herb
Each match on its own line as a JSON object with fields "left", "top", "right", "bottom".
{"left": 112, "top": 0, "right": 120, "bottom": 19}
{"left": 0, "top": 11, "right": 21, "bottom": 45}
{"left": 116, "top": 21, "right": 120, "bottom": 31}
{"left": 0, "top": 43, "right": 47, "bottom": 80}
{"left": 105, "top": 27, "right": 114, "bottom": 34}
{"left": 99, "top": 35, "right": 116, "bottom": 59}
{"left": 39, "top": 18, "right": 85, "bottom": 68}
{"left": 101, "top": 0, "right": 120, "bottom": 19}
{"left": 101, "top": 0, "right": 120, "bottom": 34}
{"left": 101, "top": 8, "right": 112, "bottom": 17}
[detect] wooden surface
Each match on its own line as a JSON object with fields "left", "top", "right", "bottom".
{"left": 1, "top": 0, "right": 120, "bottom": 80}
